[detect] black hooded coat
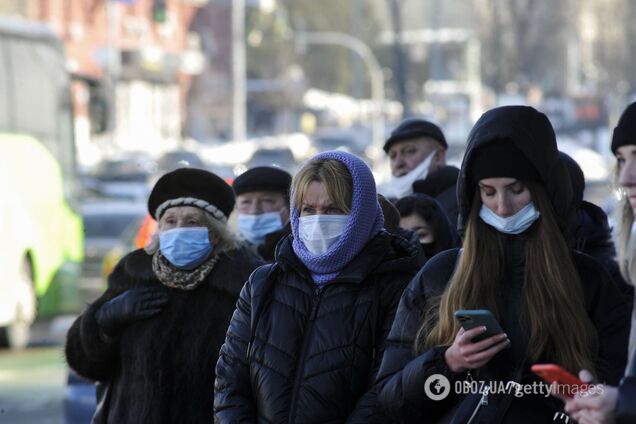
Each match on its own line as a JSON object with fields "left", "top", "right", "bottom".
{"left": 375, "top": 106, "right": 631, "bottom": 424}
{"left": 559, "top": 152, "right": 635, "bottom": 303}
{"left": 413, "top": 165, "right": 460, "bottom": 230}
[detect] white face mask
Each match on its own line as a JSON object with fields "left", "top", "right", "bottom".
{"left": 479, "top": 202, "right": 541, "bottom": 234}
{"left": 386, "top": 150, "right": 437, "bottom": 199}
{"left": 298, "top": 214, "right": 349, "bottom": 255}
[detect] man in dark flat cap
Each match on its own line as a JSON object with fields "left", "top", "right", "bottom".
{"left": 232, "top": 166, "right": 292, "bottom": 261}
{"left": 381, "top": 118, "right": 459, "bottom": 228}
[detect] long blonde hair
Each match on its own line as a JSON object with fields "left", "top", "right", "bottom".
{"left": 417, "top": 182, "right": 597, "bottom": 375}
{"left": 614, "top": 168, "right": 636, "bottom": 281}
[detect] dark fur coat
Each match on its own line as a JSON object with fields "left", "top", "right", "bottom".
{"left": 65, "top": 246, "right": 263, "bottom": 423}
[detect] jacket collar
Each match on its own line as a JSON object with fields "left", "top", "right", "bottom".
{"left": 276, "top": 231, "right": 421, "bottom": 285}
{"left": 122, "top": 247, "right": 260, "bottom": 298}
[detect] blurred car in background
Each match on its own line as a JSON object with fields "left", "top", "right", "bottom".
{"left": 156, "top": 149, "right": 205, "bottom": 173}
{"left": 246, "top": 147, "right": 297, "bottom": 173}
{"left": 312, "top": 127, "right": 371, "bottom": 158}
{"left": 101, "top": 214, "right": 157, "bottom": 279}
{"left": 81, "top": 152, "right": 156, "bottom": 201}
{"left": 64, "top": 369, "right": 95, "bottom": 424}
{"left": 80, "top": 200, "right": 147, "bottom": 291}
{"left": 208, "top": 163, "right": 237, "bottom": 185}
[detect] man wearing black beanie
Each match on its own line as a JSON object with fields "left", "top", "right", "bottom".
{"left": 232, "top": 166, "right": 292, "bottom": 262}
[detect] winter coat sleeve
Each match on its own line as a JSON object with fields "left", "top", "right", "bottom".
{"left": 375, "top": 251, "right": 461, "bottom": 423}
{"left": 616, "top": 375, "right": 636, "bottom": 423}
{"left": 345, "top": 275, "right": 412, "bottom": 423}
{"left": 615, "top": 297, "right": 636, "bottom": 424}
{"left": 576, "top": 253, "right": 632, "bottom": 385}
{"left": 64, "top": 258, "right": 132, "bottom": 382}
{"left": 214, "top": 268, "right": 260, "bottom": 423}
{"left": 576, "top": 204, "right": 634, "bottom": 305}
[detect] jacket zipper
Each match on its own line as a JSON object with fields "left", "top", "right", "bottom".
{"left": 466, "top": 386, "right": 489, "bottom": 424}
{"left": 287, "top": 286, "right": 324, "bottom": 423}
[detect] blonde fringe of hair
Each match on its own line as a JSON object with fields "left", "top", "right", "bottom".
{"left": 291, "top": 159, "right": 352, "bottom": 214}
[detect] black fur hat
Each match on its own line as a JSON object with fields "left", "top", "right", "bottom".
{"left": 148, "top": 167, "right": 235, "bottom": 222}
{"left": 383, "top": 118, "right": 447, "bottom": 153}
{"left": 232, "top": 166, "right": 292, "bottom": 197}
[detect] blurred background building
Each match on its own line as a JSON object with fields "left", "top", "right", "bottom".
{"left": 0, "top": 0, "right": 205, "bottom": 164}
{"left": 2, "top": 0, "right": 635, "bottom": 168}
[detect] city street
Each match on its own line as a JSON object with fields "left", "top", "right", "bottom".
{"left": 0, "top": 283, "right": 101, "bottom": 424}
{"left": 0, "top": 320, "right": 71, "bottom": 424}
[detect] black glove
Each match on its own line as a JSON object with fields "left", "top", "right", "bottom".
{"left": 95, "top": 287, "right": 168, "bottom": 337}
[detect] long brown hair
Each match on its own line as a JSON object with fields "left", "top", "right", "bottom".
{"left": 417, "top": 181, "right": 597, "bottom": 375}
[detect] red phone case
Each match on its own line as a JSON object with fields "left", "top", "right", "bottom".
{"left": 531, "top": 364, "right": 588, "bottom": 398}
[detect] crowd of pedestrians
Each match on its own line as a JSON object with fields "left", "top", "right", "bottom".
{"left": 66, "top": 103, "right": 636, "bottom": 423}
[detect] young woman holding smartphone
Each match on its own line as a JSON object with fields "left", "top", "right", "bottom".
{"left": 376, "top": 105, "right": 631, "bottom": 423}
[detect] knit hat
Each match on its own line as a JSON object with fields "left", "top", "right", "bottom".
{"left": 468, "top": 139, "right": 541, "bottom": 185}
{"left": 148, "top": 167, "right": 235, "bottom": 222}
{"left": 611, "top": 101, "right": 636, "bottom": 154}
{"left": 383, "top": 118, "right": 447, "bottom": 153}
{"left": 232, "top": 166, "right": 292, "bottom": 197}
{"left": 291, "top": 150, "right": 384, "bottom": 284}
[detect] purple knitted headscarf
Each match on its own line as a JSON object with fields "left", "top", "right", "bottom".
{"left": 291, "top": 150, "right": 384, "bottom": 285}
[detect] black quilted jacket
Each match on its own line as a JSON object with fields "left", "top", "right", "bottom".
{"left": 214, "top": 231, "right": 421, "bottom": 423}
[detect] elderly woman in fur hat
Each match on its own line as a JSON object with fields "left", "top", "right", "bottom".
{"left": 65, "top": 168, "right": 263, "bottom": 423}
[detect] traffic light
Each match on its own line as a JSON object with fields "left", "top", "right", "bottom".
{"left": 152, "top": 0, "right": 167, "bottom": 23}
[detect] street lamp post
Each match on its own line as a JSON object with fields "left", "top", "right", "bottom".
{"left": 232, "top": 0, "right": 247, "bottom": 142}
{"left": 296, "top": 31, "right": 386, "bottom": 150}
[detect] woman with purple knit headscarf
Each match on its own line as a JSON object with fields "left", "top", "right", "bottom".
{"left": 215, "top": 151, "right": 422, "bottom": 423}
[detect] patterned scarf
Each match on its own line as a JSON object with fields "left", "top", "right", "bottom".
{"left": 152, "top": 251, "right": 218, "bottom": 290}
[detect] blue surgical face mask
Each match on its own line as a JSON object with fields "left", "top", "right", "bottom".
{"left": 298, "top": 214, "right": 349, "bottom": 255}
{"left": 479, "top": 202, "right": 541, "bottom": 234}
{"left": 159, "top": 227, "right": 212, "bottom": 270}
{"left": 238, "top": 212, "right": 283, "bottom": 244}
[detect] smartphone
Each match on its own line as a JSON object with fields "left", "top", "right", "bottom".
{"left": 531, "top": 364, "right": 589, "bottom": 398}
{"left": 454, "top": 309, "right": 505, "bottom": 342}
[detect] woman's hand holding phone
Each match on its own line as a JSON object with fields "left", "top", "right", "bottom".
{"left": 445, "top": 309, "right": 510, "bottom": 373}
{"left": 445, "top": 326, "right": 510, "bottom": 373}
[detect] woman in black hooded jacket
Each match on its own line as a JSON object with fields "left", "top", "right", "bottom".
{"left": 375, "top": 106, "right": 631, "bottom": 423}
